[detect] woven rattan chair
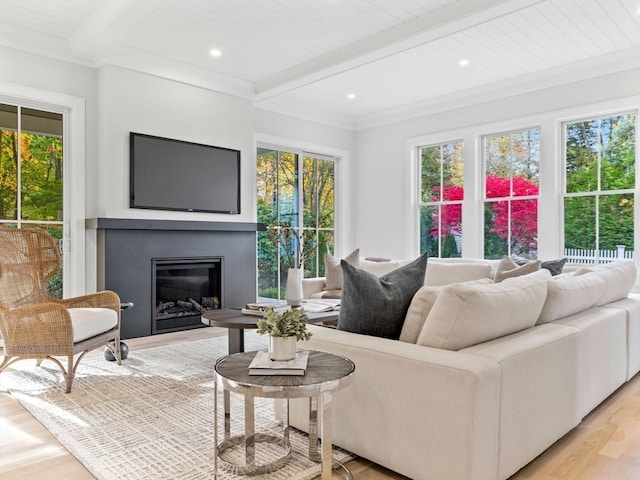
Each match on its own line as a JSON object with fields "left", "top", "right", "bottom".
{"left": 0, "top": 227, "right": 122, "bottom": 393}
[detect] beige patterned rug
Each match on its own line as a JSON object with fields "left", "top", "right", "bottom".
{"left": 0, "top": 332, "right": 354, "bottom": 480}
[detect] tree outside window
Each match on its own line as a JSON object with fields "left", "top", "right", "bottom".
{"left": 563, "top": 113, "right": 635, "bottom": 263}
{"left": 0, "top": 103, "right": 63, "bottom": 297}
{"left": 483, "top": 128, "right": 540, "bottom": 259}
{"left": 419, "top": 141, "right": 464, "bottom": 258}
{"left": 257, "top": 147, "right": 335, "bottom": 300}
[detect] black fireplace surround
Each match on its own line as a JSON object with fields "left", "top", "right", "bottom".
{"left": 87, "top": 218, "right": 261, "bottom": 339}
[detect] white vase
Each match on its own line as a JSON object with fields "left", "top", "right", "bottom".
{"left": 269, "top": 335, "right": 297, "bottom": 361}
{"left": 285, "top": 267, "right": 303, "bottom": 307}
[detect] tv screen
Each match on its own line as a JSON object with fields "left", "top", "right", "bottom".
{"left": 130, "top": 132, "right": 240, "bottom": 214}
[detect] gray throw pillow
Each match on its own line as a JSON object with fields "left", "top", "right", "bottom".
{"left": 337, "top": 252, "right": 429, "bottom": 339}
{"left": 510, "top": 254, "right": 567, "bottom": 276}
{"left": 541, "top": 258, "right": 567, "bottom": 276}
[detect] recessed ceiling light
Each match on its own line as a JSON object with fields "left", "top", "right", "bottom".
{"left": 459, "top": 58, "right": 470, "bottom": 67}
{"left": 347, "top": 93, "right": 356, "bottom": 100}
{"left": 210, "top": 49, "right": 222, "bottom": 57}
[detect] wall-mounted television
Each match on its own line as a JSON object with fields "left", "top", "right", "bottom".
{"left": 130, "top": 132, "right": 241, "bottom": 214}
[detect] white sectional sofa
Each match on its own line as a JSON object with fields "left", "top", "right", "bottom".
{"left": 289, "top": 258, "right": 639, "bottom": 480}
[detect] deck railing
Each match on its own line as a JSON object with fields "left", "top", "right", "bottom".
{"left": 564, "top": 245, "right": 633, "bottom": 264}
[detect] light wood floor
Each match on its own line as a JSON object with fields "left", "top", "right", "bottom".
{"left": 1, "top": 328, "right": 639, "bottom": 480}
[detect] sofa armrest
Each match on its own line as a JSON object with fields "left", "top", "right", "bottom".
{"left": 288, "top": 325, "right": 501, "bottom": 480}
{"left": 301, "top": 277, "right": 326, "bottom": 299}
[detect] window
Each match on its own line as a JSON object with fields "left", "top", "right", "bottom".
{"left": 418, "top": 141, "right": 464, "bottom": 257}
{"left": 257, "top": 147, "right": 336, "bottom": 300}
{"left": 563, "top": 112, "right": 636, "bottom": 264}
{"left": 483, "top": 128, "right": 540, "bottom": 259}
{"left": 0, "top": 103, "right": 64, "bottom": 297}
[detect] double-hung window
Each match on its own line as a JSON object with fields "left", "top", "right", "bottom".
{"left": 257, "top": 146, "right": 336, "bottom": 300}
{"left": 418, "top": 141, "right": 464, "bottom": 258}
{"left": 483, "top": 128, "right": 540, "bottom": 259}
{"left": 563, "top": 112, "right": 636, "bottom": 263}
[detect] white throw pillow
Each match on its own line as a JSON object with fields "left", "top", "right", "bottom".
{"left": 424, "top": 262, "right": 493, "bottom": 286}
{"left": 536, "top": 270, "right": 607, "bottom": 324}
{"left": 324, "top": 248, "right": 359, "bottom": 291}
{"left": 493, "top": 256, "right": 541, "bottom": 282}
{"left": 417, "top": 273, "right": 547, "bottom": 350}
{"left": 573, "top": 260, "right": 636, "bottom": 306}
{"left": 401, "top": 278, "right": 493, "bottom": 344}
{"left": 360, "top": 258, "right": 403, "bottom": 277}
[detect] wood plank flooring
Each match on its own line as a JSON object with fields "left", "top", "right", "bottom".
{"left": 1, "top": 327, "right": 639, "bottom": 479}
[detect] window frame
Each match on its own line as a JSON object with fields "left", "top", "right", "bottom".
{"left": 560, "top": 109, "right": 638, "bottom": 264}
{"left": 255, "top": 136, "right": 345, "bottom": 301}
{"left": 481, "top": 126, "right": 541, "bottom": 259}
{"left": 417, "top": 139, "right": 465, "bottom": 258}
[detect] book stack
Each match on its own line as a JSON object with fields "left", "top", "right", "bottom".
{"left": 241, "top": 302, "right": 291, "bottom": 317}
{"left": 248, "top": 350, "right": 309, "bottom": 376}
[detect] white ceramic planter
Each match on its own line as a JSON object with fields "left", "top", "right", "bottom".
{"left": 285, "top": 268, "right": 303, "bottom": 307}
{"left": 269, "top": 335, "right": 297, "bottom": 361}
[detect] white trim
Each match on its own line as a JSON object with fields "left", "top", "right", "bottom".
{"left": 0, "top": 81, "right": 86, "bottom": 297}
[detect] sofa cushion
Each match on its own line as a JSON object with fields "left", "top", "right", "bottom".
{"left": 359, "top": 258, "right": 404, "bottom": 277}
{"left": 417, "top": 272, "right": 548, "bottom": 350}
{"left": 424, "top": 262, "right": 493, "bottom": 286}
{"left": 324, "top": 248, "right": 360, "bottom": 291}
{"left": 574, "top": 260, "right": 636, "bottom": 306}
{"left": 494, "top": 257, "right": 541, "bottom": 282}
{"left": 401, "top": 278, "right": 493, "bottom": 344}
{"left": 536, "top": 270, "right": 607, "bottom": 324}
{"left": 338, "top": 253, "right": 428, "bottom": 339}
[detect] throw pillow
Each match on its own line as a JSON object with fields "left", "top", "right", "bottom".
{"left": 573, "top": 260, "right": 636, "bottom": 306}
{"left": 324, "top": 248, "right": 360, "bottom": 291}
{"left": 537, "top": 270, "right": 607, "bottom": 324}
{"left": 400, "top": 278, "right": 493, "bottom": 344}
{"left": 417, "top": 273, "right": 548, "bottom": 350}
{"left": 338, "top": 252, "right": 429, "bottom": 339}
{"left": 494, "top": 256, "right": 541, "bottom": 282}
{"left": 359, "top": 258, "right": 404, "bottom": 277}
{"left": 541, "top": 258, "right": 567, "bottom": 276}
{"left": 510, "top": 254, "right": 567, "bottom": 276}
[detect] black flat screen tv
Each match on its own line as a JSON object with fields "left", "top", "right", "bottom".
{"left": 130, "top": 132, "right": 240, "bottom": 214}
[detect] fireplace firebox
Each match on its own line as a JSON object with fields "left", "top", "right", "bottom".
{"left": 152, "top": 257, "right": 222, "bottom": 334}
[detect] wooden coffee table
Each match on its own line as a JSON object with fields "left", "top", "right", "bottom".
{"left": 201, "top": 308, "right": 339, "bottom": 354}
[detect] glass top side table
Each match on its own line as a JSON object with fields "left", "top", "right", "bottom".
{"left": 214, "top": 349, "right": 355, "bottom": 479}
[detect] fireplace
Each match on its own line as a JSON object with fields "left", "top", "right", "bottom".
{"left": 152, "top": 257, "right": 222, "bottom": 334}
{"left": 88, "top": 218, "right": 262, "bottom": 339}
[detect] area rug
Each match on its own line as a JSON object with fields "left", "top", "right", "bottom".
{"left": 0, "top": 332, "right": 354, "bottom": 480}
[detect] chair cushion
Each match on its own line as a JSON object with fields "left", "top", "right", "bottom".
{"left": 338, "top": 253, "right": 428, "bottom": 339}
{"left": 324, "top": 248, "right": 359, "bottom": 291}
{"left": 69, "top": 308, "right": 118, "bottom": 343}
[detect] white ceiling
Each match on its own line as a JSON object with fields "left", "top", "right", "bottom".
{"left": 1, "top": 0, "right": 639, "bottom": 129}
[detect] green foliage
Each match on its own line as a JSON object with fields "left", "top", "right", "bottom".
{"left": 256, "top": 308, "right": 313, "bottom": 341}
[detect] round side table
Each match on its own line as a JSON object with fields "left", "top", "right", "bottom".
{"left": 213, "top": 349, "right": 355, "bottom": 479}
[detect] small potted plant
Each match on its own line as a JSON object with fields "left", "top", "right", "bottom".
{"left": 257, "top": 308, "right": 313, "bottom": 361}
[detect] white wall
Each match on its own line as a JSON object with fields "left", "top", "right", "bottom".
{"left": 353, "top": 68, "right": 640, "bottom": 260}
{"left": 97, "top": 65, "right": 254, "bottom": 222}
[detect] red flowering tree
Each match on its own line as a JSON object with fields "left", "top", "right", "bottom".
{"left": 430, "top": 175, "right": 538, "bottom": 253}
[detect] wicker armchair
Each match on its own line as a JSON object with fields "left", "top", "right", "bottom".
{"left": 0, "top": 227, "right": 122, "bottom": 393}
